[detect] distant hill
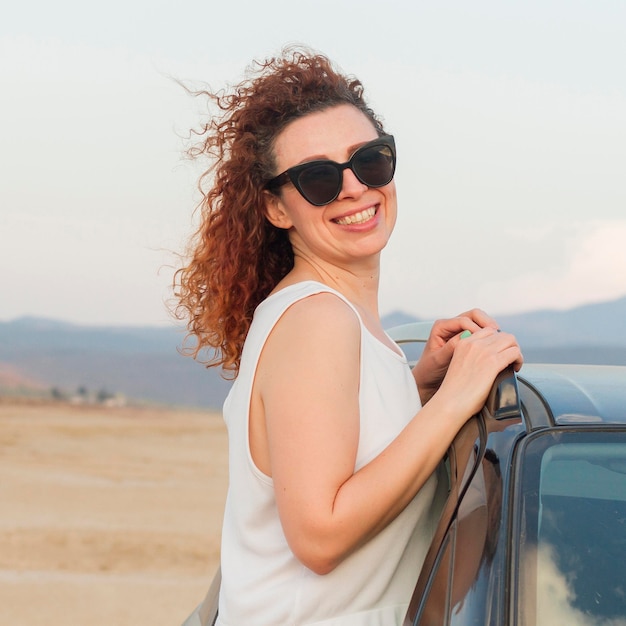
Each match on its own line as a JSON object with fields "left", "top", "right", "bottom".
{"left": 383, "top": 296, "right": 626, "bottom": 348}
{"left": 0, "top": 318, "right": 232, "bottom": 409}
{"left": 495, "top": 296, "right": 626, "bottom": 348}
{"left": 1, "top": 295, "right": 625, "bottom": 409}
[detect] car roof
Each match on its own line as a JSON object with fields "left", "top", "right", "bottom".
{"left": 517, "top": 364, "right": 626, "bottom": 427}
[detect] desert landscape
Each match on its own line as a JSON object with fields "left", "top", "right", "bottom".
{"left": 0, "top": 397, "right": 228, "bottom": 626}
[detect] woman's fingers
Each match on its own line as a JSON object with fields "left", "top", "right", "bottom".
{"left": 457, "top": 327, "right": 523, "bottom": 373}
{"left": 456, "top": 308, "right": 499, "bottom": 330}
{"left": 429, "top": 309, "right": 500, "bottom": 345}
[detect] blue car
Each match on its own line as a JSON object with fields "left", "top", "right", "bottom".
{"left": 185, "top": 322, "right": 626, "bottom": 626}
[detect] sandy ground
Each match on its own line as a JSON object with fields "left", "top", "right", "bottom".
{"left": 0, "top": 398, "right": 228, "bottom": 626}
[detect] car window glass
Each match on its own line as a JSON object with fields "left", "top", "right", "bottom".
{"left": 449, "top": 449, "right": 502, "bottom": 625}
{"left": 411, "top": 416, "right": 485, "bottom": 626}
{"left": 415, "top": 528, "right": 454, "bottom": 626}
{"left": 517, "top": 433, "right": 626, "bottom": 626}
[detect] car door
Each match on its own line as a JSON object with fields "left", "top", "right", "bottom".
{"left": 404, "top": 369, "right": 522, "bottom": 626}
{"left": 404, "top": 412, "right": 487, "bottom": 626}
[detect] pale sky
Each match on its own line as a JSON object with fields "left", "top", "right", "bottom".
{"left": 2, "top": 0, "right": 625, "bottom": 326}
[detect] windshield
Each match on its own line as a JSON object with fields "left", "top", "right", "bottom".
{"left": 517, "top": 431, "right": 626, "bottom": 626}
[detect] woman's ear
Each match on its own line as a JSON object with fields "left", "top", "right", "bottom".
{"left": 263, "top": 190, "right": 293, "bottom": 229}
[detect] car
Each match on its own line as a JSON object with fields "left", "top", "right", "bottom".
{"left": 183, "top": 322, "right": 626, "bottom": 626}
{"left": 393, "top": 322, "right": 626, "bottom": 626}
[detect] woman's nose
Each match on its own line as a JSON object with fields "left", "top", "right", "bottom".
{"left": 336, "top": 167, "right": 368, "bottom": 200}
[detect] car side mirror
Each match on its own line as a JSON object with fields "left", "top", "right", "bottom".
{"left": 485, "top": 365, "right": 521, "bottom": 420}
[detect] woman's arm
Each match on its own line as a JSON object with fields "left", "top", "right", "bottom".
{"left": 254, "top": 294, "right": 522, "bottom": 575}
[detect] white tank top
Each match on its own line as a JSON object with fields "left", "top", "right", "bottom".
{"left": 216, "top": 281, "right": 444, "bottom": 626}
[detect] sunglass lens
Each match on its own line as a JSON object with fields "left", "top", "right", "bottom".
{"left": 353, "top": 144, "right": 395, "bottom": 187}
{"left": 297, "top": 164, "right": 341, "bottom": 206}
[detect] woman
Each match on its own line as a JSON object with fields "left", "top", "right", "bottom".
{"left": 176, "top": 48, "right": 522, "bottom": 626}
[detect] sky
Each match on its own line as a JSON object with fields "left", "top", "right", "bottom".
{"left": 1, "top": 0, "right": 625, "bottom": 326}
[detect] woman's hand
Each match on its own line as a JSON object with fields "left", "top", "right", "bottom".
{"left": 432, "top": 326, "right": 523, "bottom": 418}
{"left": 412, "top": 309, "right": 522, "bottom": 403}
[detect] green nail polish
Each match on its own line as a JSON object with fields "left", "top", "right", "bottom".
{"left": 460, "top": 330, "right": 472, "bottom": 339}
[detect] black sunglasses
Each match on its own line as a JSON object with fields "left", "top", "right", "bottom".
{"left": 265, "top": 135, "right": 396, "bottom": 207}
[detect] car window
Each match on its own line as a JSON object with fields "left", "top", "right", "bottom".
{"left": 413, "top": 416, "right": 504, "bottom": 626}
{"left": 415, "top": 530, "right": 454, "bottom": 626}
{"left": 517, "top": 432, "right": 626, "bottom": 626}
{"left": 413, "top": 445, "right": 505, "bottom": 626}
{"left": 410, "top": 416, "right": 484, "bottom": 626}
{"left": 448, "top": 447, "right": 504, "bottom": 626}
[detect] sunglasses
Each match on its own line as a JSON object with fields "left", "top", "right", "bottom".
{"left": 265, "top": 135, "right": 396, "bottom": 207}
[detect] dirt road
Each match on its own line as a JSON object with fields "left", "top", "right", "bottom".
{"left": 0, "top": 399, "right": 227, "bottom": 626}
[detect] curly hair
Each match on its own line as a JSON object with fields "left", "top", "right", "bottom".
{"left": 174, "top": 47, "right": 385, "bottom": 376}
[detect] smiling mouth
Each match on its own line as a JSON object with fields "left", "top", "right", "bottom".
{"left": 334, "top": 207, "right": 376, "bottom": 226}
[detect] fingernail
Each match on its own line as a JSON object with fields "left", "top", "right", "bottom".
{"left": 460, "top": 330, "right": 472, "bottom": 339}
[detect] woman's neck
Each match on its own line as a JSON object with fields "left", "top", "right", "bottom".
{"left": 286, "top": 254, "right": 382, "bottom": 320}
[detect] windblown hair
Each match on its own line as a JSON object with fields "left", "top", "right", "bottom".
{"left": 174, "top": 47, "right": 384, "bottom": 376}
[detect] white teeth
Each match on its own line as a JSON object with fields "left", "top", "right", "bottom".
{"left": 335, "top": 207, "right": 376, "bottom": 225}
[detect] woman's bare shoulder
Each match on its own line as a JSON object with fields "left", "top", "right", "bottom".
{"left": 258, "top": 290, "right": 361, "bottom": 373}
{"left": 279, "top": 289, "right": 360, "bottom": 335}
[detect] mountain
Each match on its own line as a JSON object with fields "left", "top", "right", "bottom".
{"left": 0, "top": 318, "right": 232, "bottom": 409}
{"left": 495, "top": 297, "right": 626, "bottom": 348}
{"left": 383, "top": 296, "right": 626, "bottom": 348}
{"left": 1, "top": 295, "right": 625, "bottom": 409}
{"left": 382, "top": 296, "right": 626, "bottom": 367}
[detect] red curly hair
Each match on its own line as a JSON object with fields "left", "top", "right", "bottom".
{"left": 174, "top": 47, "right": 385, "bottom": 376}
